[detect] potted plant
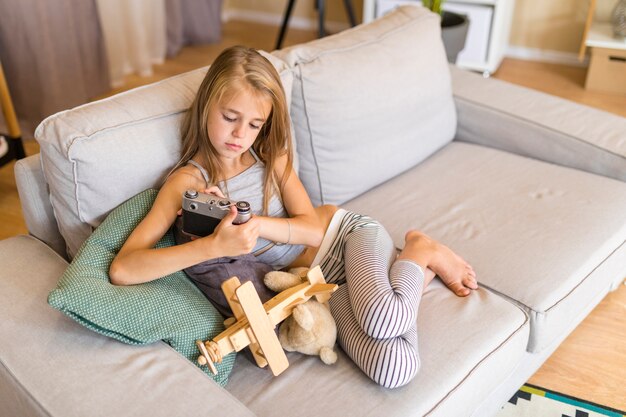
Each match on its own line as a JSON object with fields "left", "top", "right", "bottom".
{"left": 422, "top": 0, "right": 469, "bottom": 63}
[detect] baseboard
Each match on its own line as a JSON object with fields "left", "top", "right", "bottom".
{"left": 222, "top": 8, "right": 351, "bottom": 34}
{"left": 505, "top": 46, "right": 589, "bottom": 67}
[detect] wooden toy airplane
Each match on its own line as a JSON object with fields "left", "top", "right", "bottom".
{"left": 196, "top": 266, "right": 337, "bottom": 376}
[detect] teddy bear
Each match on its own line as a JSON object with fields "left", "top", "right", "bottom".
{"left": 264, "top": 267, "right": 338, "bottom": 365}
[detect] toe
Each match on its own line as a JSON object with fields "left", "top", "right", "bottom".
{"left": 449, "top": 281, "right": 471, "bottom": 297}
{"left": 463, "top": 275, "right": 478, "bottom": 290}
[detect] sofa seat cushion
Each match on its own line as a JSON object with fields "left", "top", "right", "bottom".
{"left": 343, "top": 141, "right": 626, "bottom": 353}
{"left": 35, "top": 52, "right": 292, "bottom": 259}
{"left": 226, "top": 279, "right": 528, "bottom": 417}
{"left": 273, "top": 5, "right": 456, "bottom": 206}
{"left": 0, "top": 236, "right": 254, "bottom": 417}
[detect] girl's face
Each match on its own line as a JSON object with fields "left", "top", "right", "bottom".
{"left": 207, "top": 87, "right": 272, "bottom": 163}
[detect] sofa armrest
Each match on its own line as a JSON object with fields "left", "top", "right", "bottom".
{"left": 14, "top": 154, "right": 68, "bottom": 259}
{"left": 450, "top": 65, "right": 626, "bottom": 182}
{"left": 0, "top": 236, "right": 255, "bottom": 417}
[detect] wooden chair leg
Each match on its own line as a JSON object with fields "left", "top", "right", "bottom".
{"left": 0, "top": 59, "right": 25, "bottom": 167}
{"left": 0, "top": 61, "right": 20, "bottom": 139}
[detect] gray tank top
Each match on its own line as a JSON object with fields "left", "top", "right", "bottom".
{"left": 183, "top": 150, "right": 304, "bottom": 270}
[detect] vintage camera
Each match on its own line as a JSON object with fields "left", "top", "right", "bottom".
{"left": 181, "top": 189, "right": 251, "bottom": 237}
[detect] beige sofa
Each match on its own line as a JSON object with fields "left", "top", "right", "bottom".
{"left": 2, "top": 6, "right": 626, "bottom": 417}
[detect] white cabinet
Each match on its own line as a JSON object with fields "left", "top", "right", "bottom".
{"left": 363, "top": 0, "right": 516, "bottom": 75}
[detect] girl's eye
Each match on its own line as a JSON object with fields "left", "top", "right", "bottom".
{"left": 250, "top": 124, "right": 261, "bottom": 130}
{"left": 222, "top": 115, "right": 236, "bottom": 122}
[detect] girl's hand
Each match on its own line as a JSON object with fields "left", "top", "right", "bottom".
{"left": 208, "top": 206, "right": 259, "bottom": 256}
{"left": 204, "top": 186, "right": 225, "bottom": 199}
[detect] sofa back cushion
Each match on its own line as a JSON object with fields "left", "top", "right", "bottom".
{"left": 274, "top": 5, "right": 456, "bottom": 206}
{"left": 35, "top": 52, "right": 292, "bottom": 258}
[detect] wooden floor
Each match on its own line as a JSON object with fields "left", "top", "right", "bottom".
{"left": 1, "top": 19, "right": 625, "bottom": 412}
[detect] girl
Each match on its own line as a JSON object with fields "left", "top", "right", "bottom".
{"left": 110, "top": 45, "right": 477, "bottom": 389}
{"left": 109, "top": 46, "right": 323, "bottom": 290}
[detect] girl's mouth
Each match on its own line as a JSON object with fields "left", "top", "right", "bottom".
{"left": 226, "top": 143, "right": 242, "bottom": 151}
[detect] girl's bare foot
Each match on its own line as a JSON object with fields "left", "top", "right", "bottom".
{"left": 399, "top": 231, "right": 477, "bottom": 297}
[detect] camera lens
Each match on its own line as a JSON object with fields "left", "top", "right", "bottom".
{"left": 236, "top": 201, "right": 250, "bottom": 213}
{"left": 189, "top": 203, "right": 198, "bottom": 211}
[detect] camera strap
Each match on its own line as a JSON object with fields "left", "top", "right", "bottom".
{"left": 252, "top": 242, "right": 275, "bottom": 257}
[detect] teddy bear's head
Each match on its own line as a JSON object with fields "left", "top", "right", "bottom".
{"left": 279, "top": 299, "right": 337, "bottom": 365}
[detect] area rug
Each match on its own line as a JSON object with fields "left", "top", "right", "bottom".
{"left": 497, "top": 383, "right": 625, "bottom": 417}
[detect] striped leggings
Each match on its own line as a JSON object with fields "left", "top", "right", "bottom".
{"left": 316, "top": 211, "right": 425, "bottom": 389}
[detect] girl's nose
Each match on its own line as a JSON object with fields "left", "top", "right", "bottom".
{"left": 233, "top": 122, "right": 246, "bottom": 138}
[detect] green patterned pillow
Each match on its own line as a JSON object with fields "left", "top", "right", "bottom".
{"left": 48, "top": 189, "right": 235, "bottom": 386}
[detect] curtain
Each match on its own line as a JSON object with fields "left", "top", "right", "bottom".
{"left": 0, "top": 0, "right": 223, "bottom": 138}
{"left": 166, "top": 0, "right": 223, "bottom": 58}
{"left": 95, "top": 0, "right": 167, "bottom": 88}
{"left": 0, "top": 0, "right": 110, "bottom": 138}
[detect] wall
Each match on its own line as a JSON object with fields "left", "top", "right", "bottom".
{"left": 508, "top": 0, "right": 588, "bottom": 54}
{"left": 508, "top": 0, "right": 617, "bottom": 55}
{"left": 223, "top": 0, "right": 616, "bottom": 59}
{"left": 591, "top": 0, "right": 619, "bottom": 21}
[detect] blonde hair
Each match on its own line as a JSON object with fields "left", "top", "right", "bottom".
{"left": 171, "top": 45, "right": 293, "bottom": 214}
